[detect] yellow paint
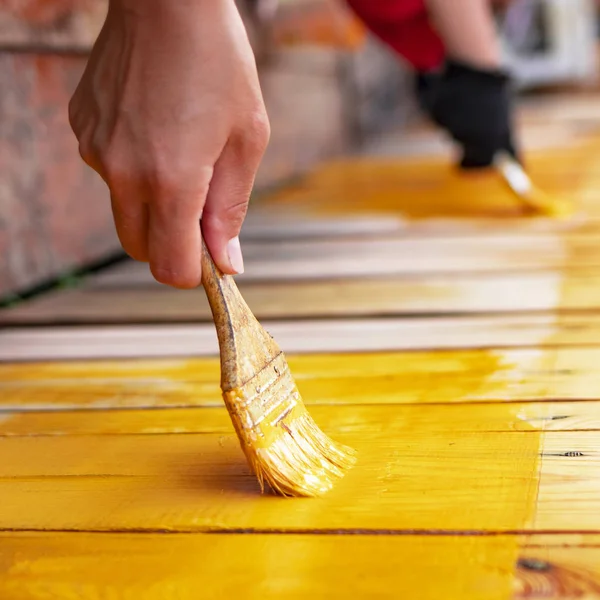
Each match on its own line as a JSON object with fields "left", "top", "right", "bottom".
{"left": 0, "top": 400, "right": 540, "bottom": 532}
{"left": 260, "top": 139, "right": 599, "bottom": 222}
{"left": 7, "top": 133, "right": 600, "bottom": 596}
{"left": 0, "top": 348, "right": 553, "bottom": 409}
{"left": 0, "top": 401, "right": 567, "bottom": 437}
{"left": 223, "top": 383, "right": 356, "bottom": 497}
{"left": 0, "top": 533, "right": 518, "bottom": 600}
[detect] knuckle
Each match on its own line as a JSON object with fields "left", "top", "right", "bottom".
{"left": 242, "top": 110, "right": 271, "bottom": 155}
{"left": 77, "top": 139, "right": 96, "bottom": 168}
{"left": 101, "top": 150, "right": 122, "bottom": 182}
{"left": 205, "top": 197, "right": 249, "bottom": 232}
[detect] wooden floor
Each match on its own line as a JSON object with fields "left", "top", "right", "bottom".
{"left": 2, "top": 99, "right": 600, "bottom": 598}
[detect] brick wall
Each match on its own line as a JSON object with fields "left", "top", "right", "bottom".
{"left": 0, "top": 0, "right": 413, "bottom": 298}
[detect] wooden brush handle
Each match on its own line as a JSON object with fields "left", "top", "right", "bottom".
{"left": 200, "top": 239, "right": 280, "bottom": 390}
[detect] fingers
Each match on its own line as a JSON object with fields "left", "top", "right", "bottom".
{"left": 110, "top": 191, "right": 149, "bottom": 263}
{"left": 202, "top": 112, "right": 270, "bottom": 275}
{"left": 146, "top": 170, "right": 211, "bottom": 289}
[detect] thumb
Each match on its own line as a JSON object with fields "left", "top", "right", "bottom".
{"left": 201, "top": 123, "right": 269, "bottom": 274}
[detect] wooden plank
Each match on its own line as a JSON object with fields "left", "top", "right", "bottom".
{"left": 258, "top": 145, "right": 600, "bottom": 220}
{"left": 5, "top": 270, "right": 600, "bottom": 325}
{"left": 0, "top": 401, "right": 596, "bottom": 438}
{"left": 85, "top": 233, "right": 600, "bottom": 289}
{"left": 516, "top": 534, "right": 600, "bottom": 599}
{"left": 0, "top": 411, "right": 597, "bottom": 532}
{"left": 1, "top": 403, "right": 598, "bottom": 536}
{"left": 0, "top": 533, "right": 521, "bottom": 600}
{"left": 534, "top": 432, "right": 600, "bottom": 532}
{"left": 9, "top": 347, "right": 600, "bottom": 411}
{"left": 8, "top": 312, "right": 600, "bottom": 362}
{"left": 0, "top": 347, "right": 558, "bottom": 410}
{"left": 0, "top": 402, "right": 541, "bottom": 532}
{"left": 0, "top": 532, "right": 596, "bottom": 600}
{"left": 242, "top": 206, "right": 597, "bottom": 241}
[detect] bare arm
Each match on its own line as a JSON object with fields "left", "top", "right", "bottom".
{"left": 426, "top": 0, "right": 503, "bottom": 69}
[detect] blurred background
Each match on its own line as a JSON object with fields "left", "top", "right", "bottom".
{"left": 2, "top": 0, "right": 600, "bottom": 304}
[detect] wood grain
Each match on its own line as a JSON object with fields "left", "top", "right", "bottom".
{"left": 0, "top": 532, "right": 597, "bottom": 600}
{"left": 0, "top": 400, "right": 596, "bottom": 438}
{"left": 0, "top": 533, "right": 520, "bottom": 600}
{"left": 0, "top": 347, "right": 554, "bottom": 410}
{"left": 2, "top": 270, "right": 594, "bottom": 325}
{"left": 516, "top": 535, "right": 600, "bottom": 599}
{"left": 8, "top": 347, "right": 600, "bottom": 410}
{"left": 7, "top": 311, "right": 600, "bottom": 362}
{"left": 84, "top": 232, "right": 600, "bottom": 289}
{"left": 0, "top": 400, "right": 596, "bottom": 533}
{"left": 0, "top": 409, "right": 597, "bottom": 532}
{"left": 0, "top": 400, "right": 541, "bottom": 532}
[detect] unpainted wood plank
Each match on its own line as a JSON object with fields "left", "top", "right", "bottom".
{"left": 516, "top": 534, "right": 600, "bottom": 599}
{"left": 3, "top": 269, "right": 596, "bottom": 325}
{"left": 0, "top": 313, "right": 576, "bottom": 362}
{"left": 85, "top": 232, "right": 600, "bottom": 289}
{"left": 534, "top": 432, "right": 600, "bottom": 533}
{"left": 6, "top": 311, "right": 600, "bottom": 362}
{"left": 0, "top": 533, "right": 520, "bottom": 600}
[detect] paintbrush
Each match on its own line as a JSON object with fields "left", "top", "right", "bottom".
{"left": 200, "top": 239, "right": 356, "bottom": 497}
{"left": 494, "top": 151, "right": 573, "bottom": 217}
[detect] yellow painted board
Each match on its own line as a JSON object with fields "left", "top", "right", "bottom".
{"left": 2, "top": 348, "right": 600, "bottom": 411}
{"left": 2, "top": 410, "right": 598, "bottom": 531}
{"left": 4, "top": 270, "right": 600, "bottom": 324}
{"left": 0, "top": 401, "right": 597, "bottom": 438}
{"left": 0, "top": 404, "right": 541, "bottom": 532}
{"left": 259, "top": 148, "right": 598, "bottom": 220}
{"left": 0, "top": 533, "right": 520, "bottom": 600}
{"left": 0, "top": 533, "right": 597, "bottom": 600}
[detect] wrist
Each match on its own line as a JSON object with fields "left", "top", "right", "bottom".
{"left": 108, "top": 0, "right": 234, "bottom": 22}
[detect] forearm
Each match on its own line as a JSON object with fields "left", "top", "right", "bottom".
{"left": 425, "top": 0, "right": 502, "bottom": 69}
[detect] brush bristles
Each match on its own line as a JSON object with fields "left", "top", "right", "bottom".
{"left": 247, "top": 409, "right": 356, "bottom": 497}
{"left": 222, "top": 354, "right": 356, "bottom": 497}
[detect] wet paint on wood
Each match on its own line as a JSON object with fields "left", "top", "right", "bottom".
{"left": 0, "top": 533, "right": 519, "bottom": 600}
{"left": 0, "top": 400, "right": 541, "bottom": 532}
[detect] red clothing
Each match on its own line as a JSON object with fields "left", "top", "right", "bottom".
{"left": 345, "top": 0, "right": 445, "bottom": 71}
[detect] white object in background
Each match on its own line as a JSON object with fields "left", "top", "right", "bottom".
{"left": 499, "top": 0, "right": 598, "bottom": 89}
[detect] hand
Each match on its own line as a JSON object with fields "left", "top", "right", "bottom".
{"left": 68, "top": 0, "right": 270, "bottom": 287}
{"left": 418, "top": 60, "right": 519, "bottom": 169}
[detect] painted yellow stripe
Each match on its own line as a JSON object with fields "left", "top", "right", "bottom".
{"left": 0, "top": 347, "right": 555, "bottom": 410}
{"left": 0, "top": 533, "right": 518, "bottom": 600}
{"left": 0, "top": 404, "right": 540, "bottom": 532}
